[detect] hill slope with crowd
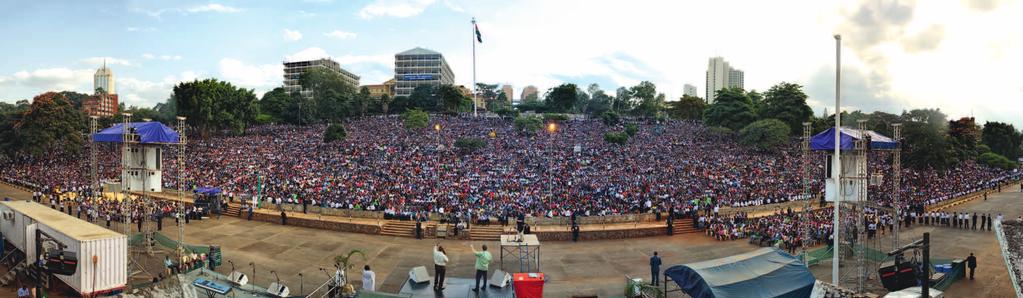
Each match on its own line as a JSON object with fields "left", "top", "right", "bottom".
{"left": 0, "top": 116, "right": 1016, "bottom": 220}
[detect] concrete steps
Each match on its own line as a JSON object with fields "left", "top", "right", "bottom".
{"left": 380, "top": 221, "right": 435, "bottom": 238}
{"left": 469, "top": 225, "right": 504, "bottom": 241}
{"left": 224, "top": 204, "right": 241, "bottom": 217}
{"left": 672, "top": 219, "right": 699, "bottom": 235}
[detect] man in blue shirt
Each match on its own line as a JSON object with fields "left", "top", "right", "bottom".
{"left": 650, "top": 251, "right": 662, "bottom": 286}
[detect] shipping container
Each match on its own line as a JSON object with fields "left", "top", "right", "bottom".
{"left": 0, "top": 201, "right": 127, "bottom": 296}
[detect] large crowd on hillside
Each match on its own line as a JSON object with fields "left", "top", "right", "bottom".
{"left": 0, "top": 116, "right": 1019, "bottom": 225}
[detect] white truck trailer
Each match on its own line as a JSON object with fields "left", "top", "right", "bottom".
{"left": 0, "top": 200, "right": 127, "bottom": 296}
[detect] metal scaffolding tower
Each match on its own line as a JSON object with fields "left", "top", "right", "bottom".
{"left": 90, "top": 116, "right": 99, "bottom": 200}
{"left": 176, "top": 116, "right": 187, "bottom": 259}
{"left": 891, "top": 123, "right": 902, "bottom": 249}
{"left": 800, "top": 122, "right": 813, "bottom": 260}
{"left": 120, "top": 113, "right": 133, "bottom": 278}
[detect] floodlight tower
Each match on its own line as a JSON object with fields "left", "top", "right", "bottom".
{"left": 120, "top": 112, "right": 132, "bottom": 278}
{"left": 891, "top": 123, "right": 902, "bottom": 248}
{"left": 801, "top": 122, "right": 812, "bottom": 260}
{"left": 831, "top": 34, "right": 842, "bottom": 287}
{"left": 90, "top": 116, "right": 99, "bottom": 200}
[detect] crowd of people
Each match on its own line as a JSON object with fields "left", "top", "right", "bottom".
{"left": 0, "top": 116, "right": 1018, "bottom": 223}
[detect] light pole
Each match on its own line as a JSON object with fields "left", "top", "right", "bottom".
{"left": 831, "top": 34, "right": 842, "bottom": 286}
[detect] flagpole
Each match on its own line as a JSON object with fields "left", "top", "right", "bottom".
{"left": 472, "top": 17, "right": 478, "bottom": 117}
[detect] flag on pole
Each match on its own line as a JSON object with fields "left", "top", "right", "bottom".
{"left": 474, "top": 22, "right": 482, "bottom": 43}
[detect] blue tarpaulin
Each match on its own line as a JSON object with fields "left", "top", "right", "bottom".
{"left": 809, "top": 127, "right": 897, "bottom": 151}
{"left": 92, "top": 122, "right": 180, "bottom": 144}
{"left": 194, "top": 187, "right": 222, "bottom": 196}
{"left": 664, "top": 248, "right": 815, "bottom": 298}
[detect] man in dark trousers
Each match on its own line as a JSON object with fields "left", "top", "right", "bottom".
{"left": 571, "top": 223, "right": 580, "bottom": 242}
{"left": 302, "top": 198, "right": 308, "bottom": 214}
{"left": 972, "top": 213, "right": 978, "bottom": 230}
{"left": 666, "top": 213, "right": 674, "bottom": 236}
{"left": 415, "top": 219, "right": 423, "bottom": 239}
{"left": 280, "top": 210, "right": 287, "bottom": 225}
{"left": 650, "top": 251, "right": 662, "bottom": 286}
{"left": 966, "top": 253, "right": 977, "bottom": 280}
{"left": 982, "top": 214, "right": 987, "bottom": 231}
{"left": 247, "top": 204, "right": 254, "bottom": 221}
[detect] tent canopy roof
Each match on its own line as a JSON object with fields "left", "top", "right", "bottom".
{"left": 194, "top": 187, "right": 222, "bottom": 196}
{"left": 92, "top": 122, "right": 180, "bottom": 144}
{"left": 810, "top": 126, "right": 897, "bottom": 151}
{"left": 664, "top": 248, "right": 815, "bottom": 298}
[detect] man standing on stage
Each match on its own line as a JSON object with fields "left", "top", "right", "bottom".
{"left": 650, "top": 251, "right": 662, "bottom": 286}
{"left": 470, "top": 244, "right": 492, "bottom": 293}
{"left": 433, "top": 244, "right": 448, "bottom": 291}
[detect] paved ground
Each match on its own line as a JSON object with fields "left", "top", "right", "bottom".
{"left": 3, "top": 183, "right": 1023, "bottom": 297}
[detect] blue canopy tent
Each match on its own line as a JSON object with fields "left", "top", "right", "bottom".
{"left": 92, "top": 122, "right": 180, "bottom": 144}
{"left": 809, "top": 127, "right": 897, "bottom": 151}
{"left": 664, "top": 248, "right": 815, "bottom": 298}
{"left": 194, "top": 187, "right": 222, "bottom": 196}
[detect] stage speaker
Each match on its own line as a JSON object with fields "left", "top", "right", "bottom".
{"left": 267, "top": 282, "right": 290, "bottom": 297}
{"left": 43, "top": 250, "right": 77, "bottom": 276}
{"left": 878, "top": 262, "right": 917, "bottom": 291}
{"left": 228, "top": 271, "right": 248, "bottom": 286}
{"left": 409, "top": 266, "right": 431, "bottom": 284}
{"left": 489, "top": 270, "right": 512, "bottom": 288}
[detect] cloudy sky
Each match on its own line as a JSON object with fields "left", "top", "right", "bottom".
{"left": 1, "top": 0, "right": 1020, "bottom": 126}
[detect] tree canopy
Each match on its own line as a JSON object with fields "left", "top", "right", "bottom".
{"left": 173, "top": 79, "right": 259, "bottom": 135}
{"left": 759, "top": 82, "right": 812, "bottom": 133}
{"left": 401, "top": 109, "right": 429, "bottom": 130}
{"left": 704, "top": 87, "right": 757, "bottom": 131}
{"left": 668, "top": 95, "right": 706, "bottom": 120}
{"left": 982, "top": 121, "right": 1022, "bottom": 160}
{"left": 739, "top": 119, "right": 791, "bottom": 152}
{"left": 4, "top": 92, "right": 86, "bottom": 155}
{"left": 543, "top": 83, "right": 579, "bottom": 113}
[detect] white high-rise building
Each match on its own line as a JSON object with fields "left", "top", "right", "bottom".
{"left": 394, "top": 47, "right": 455, "bottom": 97}
{"left": 683, "top": 84, "right": 698, "bottom": 97}
{"left": 94, "top": 60, "right": 115, "bottom": 94}
{"left": 705, "top": 57, "right": 743, "bottom": 103}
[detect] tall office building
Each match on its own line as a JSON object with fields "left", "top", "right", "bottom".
{"left": 394, "top": 47, "right": 455, "bottom": 97}
{"left": 83, "top": 61, "right": 118, "bottom": 117}
{"left": 283, "top": 58, "right": 360, "bottom": 98}
{"left": 705, "top": 57, "right": 744, "bottom": 103}
{"left": 520, "top": 85, "right": 538, "bottom": 101}
{"left": 683, "top": 84, "right": 698, "bottom": 97}
{"left": 94, "top": 60, "right": 115, "bottom": 94}
{"left": 501, "top": 85, "right": 514, "bottom": 101}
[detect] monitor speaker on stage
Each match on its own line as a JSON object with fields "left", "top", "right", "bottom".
{"left": 228, "top": 271, "right": 248, "bottom": 286}
{"left": 409, "top": 266, "right": 431, "bottom": 284}
{"left": 878, "top": 262, "right": 917, "bottom": 291}
{"left": 267, "top": 282, "right": 290, "bottom": 297}
{"left": 489, "top": 270, "right": 512, "bottom": 288}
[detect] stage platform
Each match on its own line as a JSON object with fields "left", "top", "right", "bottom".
{"left": 399, "top": 277, "right": 515, "bottom": 298}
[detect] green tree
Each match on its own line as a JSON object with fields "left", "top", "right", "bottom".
{"left": 437, "top": 84, "right": 470, "bottom": 114}
{"left": 704, "top": 87, "right": 757, "bottom": 131}
{"left": 378, "top": 94, "right": 393, "bottom": 114}
{"left": 409, "top": 85, "right": 439, "bottom": 112}
{"left": 543, "top": 83, "right": 579, "bottom": 113}
{"left": 739, "top": 119, "right": 791, "bottom": 152}
{"left": 585, "top": 84, "right": 612, "bottom": 116}
{"left": 668, "top": 95, "right": 706, "bottom": 120}
{"left": 948, "top": 117, "right": 981, "bottom": 162}
{"left": 978, "top": 152, "right": 1018, "bottom": 169}
{"left": 323, "top": 122, "right": 347, "bottom": 142}
{"left": 603, "top": 132, "right": 629, "bottom": 145}
{"left": 624, "top": 123, "right": 639, "bottom": 137}
{"left": 173, "top": 79, "right": 259, "bottom": 135}
{"left": 354, "top": 86, "right": 372, "bottom": 117}
{"left": 514, "top": 115, "right": 543, "bottom": 134}
{"left": 474, "top": 83, "right": 500, "bottom": 102}
{"left": 58, "top": 91, "right": 90, "bottom": 109}
{"left": 600, "top": 111, "right": 620, "bottom": 126}
{"left": 523, "top": 92, "right": 539, "bottom": 102}
{"left": 613, "top": 87, "right": 634, "bottom": 112}
{"left": 401, "top": 109, "right": 429, "bottom": 130}
{"left": 299, "top": 67, "right": 355, "bottom": 121}
{"left": 9, "top": 92, "right": 86, "bottom": 154}
{"left": 259, "top": 87, "right": 290, "bottom": 123}
{"left": 982, "top": 121, "right": 1022, "bottom": 160}
{"left": 454, "top": 137, "right": 486, "bottom": 153}
{"left": 901, "top": 109, "right": 952, "bottom": 170}
{"left": 759, "top": 82, "right": 812, "bottom": 133}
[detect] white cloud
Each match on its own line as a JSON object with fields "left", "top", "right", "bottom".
{"left": 335, "top": 54, "right": 391, "bottom": 66}
{"left": 218, "top": 58, "right": 283, "bottom": 91}
{"left": 118, "top": 71, "right": 203, "bottom": 107}
{"left": 359, "top": 0, "right": 436, "bottom": 19}
{"left": 324, "top": 30, "right": 357, "bottom": 39}
{"left": 1, "top": 68, "right": 92, "bottom": 91}
{"left": 160, "top": 55, "right": 183, "bottom": 61}
{"left": 82, "top": 57, "right": 134, "bottom": 67}
{"left": 283, "top": 29, "right": 303, "bottom": 41}
{"left": 297, "top": 10, "right": 317, "bottom": 18}
{"left": 141, "top": 53, "right": 155, "bottom": 60}
{"left": 126, "top": 27, "right": 157, "bottom": 32}
{"left": 443, "top": 0, "right": 464, "bottom": 12}
{"left": 186, "top": 3, "right": 240, "bottom": 14}
{"left": 285, "top": 47, "right": 331, "bottom": 62}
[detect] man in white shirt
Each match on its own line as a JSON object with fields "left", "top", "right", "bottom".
{"left": 362, "top": 265, "right": 375, "bottom": 292}
{"left": 433, "top": 244, "right": 449, "bottom": 291}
